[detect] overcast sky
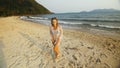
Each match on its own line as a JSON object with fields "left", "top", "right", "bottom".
{"left": 36, "top": 0, "right": 120, "bottom": 13}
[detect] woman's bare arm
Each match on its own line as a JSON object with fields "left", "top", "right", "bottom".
{"left": 49, "top": 26, "right": 54, "bottom": 44}
{"left": 58, "top": 25, "right": 63, "bottom": 39}
{"left": 54, "top": 26, "right": 63, "bottom": 45}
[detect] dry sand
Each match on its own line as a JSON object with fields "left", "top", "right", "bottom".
{"left": 0, "top": 16, "right": 120, "bottom": 68}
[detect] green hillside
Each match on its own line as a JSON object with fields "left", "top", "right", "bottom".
{"left": 0, "top": 0, "right": 51, "bottom": 16}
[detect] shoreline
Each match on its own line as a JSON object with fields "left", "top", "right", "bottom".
{"left": 20, "top": 16, "right": 120, "bottom": 35}
{"left": 0, "top": 16, "right": 120, "bottom": 68}
{"left": 20, "top": 16, "right": 120, "bottom": 39}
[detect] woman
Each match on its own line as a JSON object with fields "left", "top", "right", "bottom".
{"left": 49, "top": 17, "right": 63, "bottom": 59}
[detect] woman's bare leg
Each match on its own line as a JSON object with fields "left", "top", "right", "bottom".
{"left": 53, "top": 45, "right": 59, "bottom": 58}
{"left": 53, "top": 38, "right": 60, "bottom": 59}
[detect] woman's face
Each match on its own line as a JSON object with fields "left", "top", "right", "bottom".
{"left": 52, "top": 19, "right": 57, "bottom": 27}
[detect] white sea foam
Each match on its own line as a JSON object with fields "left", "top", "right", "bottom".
{"left": 20, "top": 15, "right": 120, "bottom": 30}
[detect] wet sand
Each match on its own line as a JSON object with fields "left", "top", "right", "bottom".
{"left": 0, "top": 16, "right": 120, "bottom": 68}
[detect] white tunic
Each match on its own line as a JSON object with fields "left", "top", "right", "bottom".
{"left": 50, "top": 25, "right": 63, "bottom": 44}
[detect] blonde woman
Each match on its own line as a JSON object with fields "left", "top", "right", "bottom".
{"left": 49, "top": 17, "right": 63, "bottom": 59}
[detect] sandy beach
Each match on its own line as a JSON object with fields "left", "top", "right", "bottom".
{"left": 0, "top": 16, "right": 120, "bottom": 68}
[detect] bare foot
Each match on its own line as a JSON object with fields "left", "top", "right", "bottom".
{"left": 56, "top": 54, "right": 60, "bottom": 59}
{"left": 54, "top": 54, "right": 60, "bottom": 60}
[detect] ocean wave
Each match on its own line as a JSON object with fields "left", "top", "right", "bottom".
{"left": 59, "top": 20, "right": 120, "bottom": 29}
{"left": 21, "top": 16, "right": 120, "bottom": 30}
{"left": 60, "top": 18, "right": 120, "bottom": 22}
{"left": 88, "top": 24, "right": 120, "bottom": 29}
{"left": 23, "top": 16, "right": 120, "bottom": 22}
{"left": 59, "top": 21, "right": 120, "bottom": 29}
{"left": 27, "top": 16, "right": 49, "bottom": 20}
{"left": 96, "top": 25, "right": 120, "bottom": 29}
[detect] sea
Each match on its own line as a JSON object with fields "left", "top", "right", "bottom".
{"left": 21, "top": 12, "right": 120, "bottom": 33}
